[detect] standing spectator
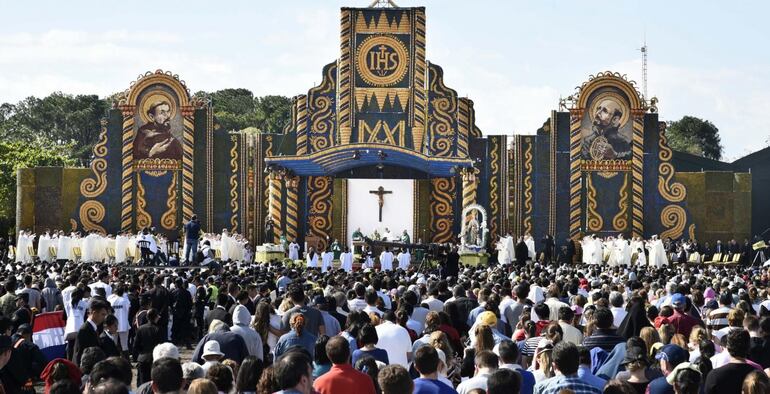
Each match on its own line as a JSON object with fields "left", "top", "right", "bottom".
{"left": 151, "top": 358, "right": 184, "bottom": 394}
{"left": 275, "top": 314, "right": 317, "bottom": 359}
{"left": 107, "top": 285, "right": 130, "bottom": 357}
{"left": 98, "top": 315, "right": 122, "bottom": 358}
{"left": 40, "top": 278, "right": 63, "bottom": 313}
{"left": 496, "top": 339, "right": 536, "bottom": 394}
{"left": 456, "top": 350, "right": 498, "bottom": 394}
{"left": 351, "top": 324, "right": 389, "bottom": 366}
{"left": 146, "top": 277, "right": 170, "bottom": 342}
{"left": 375, "top": 310, "right": 412, "bottom": 368}
{"left": 313, "top": 336, "right": 376, "bottom": 394}
{"left": 280, "top": 285, "right": 325, "bottom": 337}
{"left": 487, "top": 369, "right": 521, "bottom": 394}
{"left": 704, "top": 329, "right": 757, "bottom": 394}
{"left": 73, "top": 299, "right": 109, "bottom": 366}
{"left": 170, "top": 278, "right": 193, "bottom": 349}
{"left": 231, "top": 304, "right": 263, "bottom": 360}
{"left": 378, "top": 365, "right": 413, "bottom": 394}
{"left": 748, "top": 316, "right": 770, "bottom": 368}
{"left": 133, "top": 308, "right": 162, "bottom": 386}
{"left": 668, "top": 294, "right": 701, "bottom": 338}
{"left": 184, "top": 215, "right": 201, "bottom": 265}
{"left": 576, "top": 346, "right": 606, "bottom": 391}
{"left": 412, "top": 345, "right": 457, "bottom": 394}
{"left": 582, "top": 308, "right": 626, "bottom": 352}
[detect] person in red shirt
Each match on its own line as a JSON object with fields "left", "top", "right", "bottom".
{"left": 668, "top": 293, "right": 702, "bottom": 338}
{"left": 313, "top": 336, "right": 377, "bottom": 394}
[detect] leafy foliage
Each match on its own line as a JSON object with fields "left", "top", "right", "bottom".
{"left": 0, "top": 93, "right": 108, "bottom": 166}
{"left": 0, "top": 141, "right": 75, "bottom": 235}
{"left": 204, "top": 89, "right": 291, "bottom": 133}
{"left": 666, "top": 116, "right": 723, "bottom": 161}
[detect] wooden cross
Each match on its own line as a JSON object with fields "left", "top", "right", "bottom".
{"left": 369, "top": 186, "right": 393, "bottom": 222}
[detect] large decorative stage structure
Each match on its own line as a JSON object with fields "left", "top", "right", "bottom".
{"left": 17, "top": 4, "right": 751, "bottom": 250}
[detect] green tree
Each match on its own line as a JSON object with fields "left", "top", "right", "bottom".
{"left": 207, "top": 88, "right": 260, "bottom": 131}
{"left": 0, "top": 93, "right": 108, "bottom": 166}
{"left": 0, "top": 141, "right": 75, "bottom": 235}
{"left": 666, "top": 116, "right": 723, "bottom": 160}
{"left": 254, "top": 95, "right": 292, "bottom": 133}
{"left": 201, "top": 89, "right": 292, "bottom": 133}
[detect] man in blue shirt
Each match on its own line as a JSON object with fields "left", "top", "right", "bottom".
{"left": 576, "top": 346, "right": 606, "bottom": 391}
{"left": 183, "top": 215, "right": 201, "bottom": 265}
{"left": 413, "top": 345, "right": 457, "bottom": 394}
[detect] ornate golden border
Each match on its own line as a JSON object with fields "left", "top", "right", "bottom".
{"left": 229, "top": 135, "right": 239, "bottom": 233}
{"left": 80, "top": 200, "right": 106, "bottom": 234}
{"left": 338, "top": 9, "right": 353, "bottom": 144}
{"left": 523, "top": 139, "right": 533, "bottom": 235}
{"left": 160, "top": 171, "right": 178, "bottom": 230}
{"left": 80, "top": 119, "right": 109, "bottom": 198}
{"left": 307, "top": 176, "right": 333, "bottom": 250}
{"left": 580, "top": 160, "right": 632, "bottom": 172}
{"left": 657, "top": 122, "right": 688, "bottom": 239}
{"left": 430, "top": 177, "right": 454, "bottom": 243}
{"left": 489, "top": 136, "right": 500, "bottom": 239}
{"left": 612, "top": 173, "right": 629, "bottom": 232}
{"left": 133, "top": 158, "right": 182, "bottom": 170}
{"left": 586, "top": 174, "right": 603, "bottom": 232}
{"left": 135, "top": 174, "right": 151, "bottom": 229}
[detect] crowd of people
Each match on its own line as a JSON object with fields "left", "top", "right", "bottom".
{"left": 1, "top": 223, "right": 770, "bottom": 394}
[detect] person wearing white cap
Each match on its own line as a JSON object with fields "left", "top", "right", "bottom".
{"left": 201, "top": 340, "right": 224, "bottom": 374}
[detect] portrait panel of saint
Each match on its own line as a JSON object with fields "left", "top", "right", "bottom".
{"left": 133, "top": 88, "right": 183, "bottom": 161}
{"left": 580, "top": 90, "right": 632, "bottom": 161}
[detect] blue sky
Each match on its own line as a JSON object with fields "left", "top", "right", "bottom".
{"left": 1, "top": 0, "right": 768, "bottom": 159}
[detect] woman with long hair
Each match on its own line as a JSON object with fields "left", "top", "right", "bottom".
{"left": 251, "top": 301, "right": 281, "bottom": 362}
{"left": 461, "top": 324, "right": 495, "bottom": 377}
{"left": 429, "top": 331, "right": 462, "bottom": 387}
{"left": 235, "top": 356, "right": 263, "bottom": 394}
{"left": 639, "top": 327, "right": 661, "bottom": 358}
{"left": 274, "top": 313, "right": 317, "bottom": 359}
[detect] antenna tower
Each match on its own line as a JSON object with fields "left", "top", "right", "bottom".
{"left": 640, "top": 39, "right": 648, "bottom": 99}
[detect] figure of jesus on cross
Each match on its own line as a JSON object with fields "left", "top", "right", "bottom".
{"left": 369, "top": 186, "right": 392, "bottom": 222}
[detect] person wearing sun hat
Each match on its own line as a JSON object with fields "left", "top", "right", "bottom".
{"left": 200, "top": 340, "right": 224, "bottom": 374}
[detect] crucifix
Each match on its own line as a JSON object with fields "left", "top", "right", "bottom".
{"left": 369, "top": 186, "right": 392, "bottom": 222}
